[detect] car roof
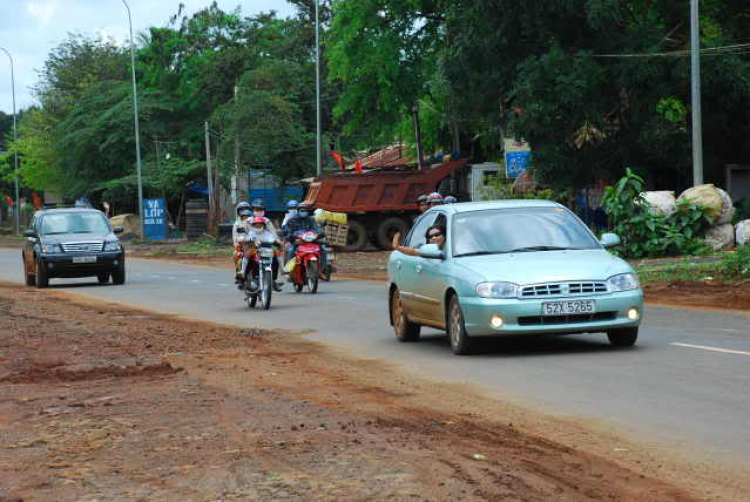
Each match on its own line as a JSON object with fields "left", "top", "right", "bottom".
{"left": 427, "top": 199, "right": 564, "bottom": 215}
{"left": 35, "top": 208, "right": 104, "bottom": 217}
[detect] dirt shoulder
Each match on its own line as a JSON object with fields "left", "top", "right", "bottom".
{"left": 2, "top": 283, "right": 745, "bottom": 501}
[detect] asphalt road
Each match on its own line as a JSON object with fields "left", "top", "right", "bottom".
{"left": 2, "top": 249, "right": 750, "bottom": 466}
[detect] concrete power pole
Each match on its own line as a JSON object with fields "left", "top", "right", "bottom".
{"left": 690, "top": 0, "right": 704, "bottom": 186}
{"left": 204, "top": 122, "right": 214, "bottom": 224}
{"left": 315, "top": 0, "right": 322, "bottom": 177}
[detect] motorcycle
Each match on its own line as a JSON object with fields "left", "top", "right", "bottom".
{"left": 290, "top": 230, "right": 324, "bottom": 294}
{"left": 238, "top": 229, "right": 278, "bottom": 310}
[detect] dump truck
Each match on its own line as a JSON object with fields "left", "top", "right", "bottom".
{"left": 303, "top": 159, "right": 501, "bottom": 251}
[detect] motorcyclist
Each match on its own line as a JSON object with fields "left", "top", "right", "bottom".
{"left": 239, "top": 215, "right": 283, "bottom": 292}
{"left": 417, "top": 194, "right": 429, "bottom": 214}
{"left": 282, "top": 200, "right": 299, "bottom": 227}
{"left": 250, "top": 199, "right": 278, "bottom": 234}
{"left": 233, "top": 202, "right": 252, "bottom": 284}
{"left": 282, "top": 202, "right": 327, "bottom": 276}
{"left": 426, "top": 192, "right": 444, "bottom": 206}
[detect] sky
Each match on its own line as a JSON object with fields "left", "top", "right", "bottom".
{"left": 0, "top": 0, "right": 297, "bottom": 115}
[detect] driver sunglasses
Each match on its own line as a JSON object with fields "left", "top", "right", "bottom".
{"left": 428, "top": 231, "right": 443, "bottom": 239}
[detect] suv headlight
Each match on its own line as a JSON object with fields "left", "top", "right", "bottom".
{"left": 476, "top": 282, "right": 518, "bottom": 299}
{"left": 104, "top": 241, "right": 122, "bottom": 252}
{"left": 41, "top": 243, "right": 62, "bottom": 254}
{"left": 607, "top": 273, "right": 640, "bottom": 292}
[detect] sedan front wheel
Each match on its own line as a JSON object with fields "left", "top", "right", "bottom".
{"left": 391, "top": 289, "right": 420, "bottom": 342}
{"left": 607, "top": 327, "right": 638, "bottom": 347}
{"left": 448, "top": 295, "right": 473, "bottom": 355}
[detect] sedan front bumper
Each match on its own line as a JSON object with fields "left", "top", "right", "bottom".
{"left": 460, "top": 290, "right": 643, "bottom": 337}
{"left": 40, "top": 252, "right": 125, "bottom": 278}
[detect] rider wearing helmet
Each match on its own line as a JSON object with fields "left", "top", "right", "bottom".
{"left": 426, "top": 192, "right": 444, "bottom": 206}
{"left": 282, "top": 202, "right": 327, "bottom": 277}
{"left": 417, "top": 194, "right": 429, "bottom": 214}
{"left": 282, "top": 199, "right": 300, "bottom": 227}
{"left": 443, "top": 195, "right": 458, "bottom": 204}
{"left": 232, "top": 203, "right": 253, "bottom": 284}
{"left": 250, "top": 198, "right": 278, "bottom": 234}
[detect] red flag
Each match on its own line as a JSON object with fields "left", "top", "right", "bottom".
{"left": 4, "top": 195, "right": 13, "bottom": 207}
{"left": 328, "top": 150, "right": 346, "bottom": 171}
{"left": 354, "top": 159, "right": 363, "bottom": 173}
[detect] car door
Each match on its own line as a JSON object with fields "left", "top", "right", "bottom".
{"left": 394, "top": 212, "right": 437, "bottom": 317}
{"left": 415, "top": 213, "right": 449, "bottom": 323}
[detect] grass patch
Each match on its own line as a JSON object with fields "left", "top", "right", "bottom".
{"left": 636, "top": 246, "right": 750, "bottom": 284}
{"left": 149, "top": 238, "right": 232, "bottom": 257}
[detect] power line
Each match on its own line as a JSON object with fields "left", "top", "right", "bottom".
{"left": 591, "top": 42, "right": 750, "bottom": 58}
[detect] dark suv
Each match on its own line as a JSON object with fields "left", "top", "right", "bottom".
{"left": 22, "top": 208, "right": 126, "bottom": 287}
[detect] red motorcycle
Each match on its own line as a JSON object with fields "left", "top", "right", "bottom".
{"left": 290, "top": 230, "right": 323, "bottom": 293}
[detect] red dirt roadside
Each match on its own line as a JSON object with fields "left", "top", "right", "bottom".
{"left": 2, "top": 282, "right": 738, "bottom": 501}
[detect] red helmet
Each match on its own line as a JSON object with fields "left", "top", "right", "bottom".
{"left": 426, "top": 192, "right": 443, "bottom": 204}
{"left": 251, "top": 216, "right": 266, "bottom": 226}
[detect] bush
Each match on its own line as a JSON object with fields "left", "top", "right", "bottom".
{"left": 480, "top": 174, "right": 567, "bottom": 204}
{"left": 602, "top": 169, "right": 712, "bottom": 258}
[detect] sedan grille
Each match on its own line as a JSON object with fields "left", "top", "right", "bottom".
{"left": 518, "top": 312, "right": 616, "bottom": 326}
{"left": 519, "top": 282, "right": 608, "bottom": 298}
{"left": 61, "top": 241, "right": 104, "bottom": 253}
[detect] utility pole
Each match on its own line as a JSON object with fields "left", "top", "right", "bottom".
{"left": 412, "top": 103, "right": 425, "bottom": 170}
{"left": 121, "top": 0, "right": 145, "bottom": 237}
{"left": 690, "top": 0, "right": 704, "bottom": 186}
{"left": 0, "top": 47, "right": 20, "bottom": 234}
{"left": 315, "top": 0, "right": 322, "bottom": 177}
{"left": 233, "top": 85, "right": 242, "bottom": 205}
{"left": 204, "top": 122, "right": 214, "bottom": 224}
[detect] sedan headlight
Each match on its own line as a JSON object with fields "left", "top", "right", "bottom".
{"left": 104, "top": 241, "right": 122, "bottom": 252}
{"left": 476, "top": 282, "right": 518, "bottom": 299}
{"left": 41, "top": 243, "right": 62, "bottom": 254}
{"left": 607, "top": 273, "right": 640, "bottom": 292}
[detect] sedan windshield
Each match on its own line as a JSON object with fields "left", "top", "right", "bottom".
{"left": 452, "top": 207, "right": 600, "bottom": 257}
{"left": 41, "top": 212, "right": 110, "bottom": 235}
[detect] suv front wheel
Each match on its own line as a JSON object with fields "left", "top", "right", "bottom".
{"left": 35, "top": 259, "right": 49, "bottom": 288}
{"left": 112, "top": 265, "right": 126, "bottom": 285}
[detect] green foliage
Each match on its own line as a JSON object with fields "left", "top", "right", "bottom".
{"left": 602, "top": 169, "right": 713, "bottom": 258}
{"left": 479, "top": 171, "right": 568, "bottom": 204}
{"left": 718, "top": 246, "right": 750, "bottom": 280}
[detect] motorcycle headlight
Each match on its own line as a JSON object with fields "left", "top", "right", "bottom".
{"left": 303, "top": 234, "right": 316, "bottom": 242}
{"left": 607, "top": 273, "right": 640, "bottom": 292}
{"left": 104, "top": 241, "right": 122, "bottom": 252}
{"left": 476, "top": 282, "right": 519, "bottom": 299}
{"left": 41, "top": 243, "right": 62, "bottom": 254}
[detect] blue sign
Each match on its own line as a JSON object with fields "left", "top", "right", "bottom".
{"left": 505, "top": 151, "right": 530, "bottom": 179}
{"left": 504, "top": 138, "right": 531, "bottom": 179}
{"left": 143, "top": 198, "right": 168, "bottom": 240}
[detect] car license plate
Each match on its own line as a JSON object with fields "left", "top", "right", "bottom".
{"left": 72, "top": 256, "right": 97, "bottom": 264}
{"left": 542, "top": 299, "right": 596, "bottom": 316}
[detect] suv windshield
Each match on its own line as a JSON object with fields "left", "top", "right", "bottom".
{"left": 452, "top": 207, "right": 600, "bottom": 257}
{"left": 40, "top": 212, "right": 110, "bottom": 235}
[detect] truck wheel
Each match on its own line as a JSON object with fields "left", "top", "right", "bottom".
{"left": 376, "top": 217, "right": 408, "bottom": 250}
{"left": 345, "top": 220, "right": 369, "bottom": 252}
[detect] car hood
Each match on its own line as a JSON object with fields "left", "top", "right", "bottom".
{"left": 454, "top": 249, "right": 633, "bottom": 284}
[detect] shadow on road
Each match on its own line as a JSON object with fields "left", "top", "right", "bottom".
{"left": 417, "top": 332, "right": 640, "bottom": 358}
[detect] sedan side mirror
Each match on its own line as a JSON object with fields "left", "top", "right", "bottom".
{"left": 600, "top": 233, "right": 621, "bottom": 249}
{"left": 24, "top": 229, "right": 35, "bottom": 238}
{"left": 419, "top": 243, "right": 444, "bottom": 259}
{"left": 113, "top": 226, "right": 124, "bottom": 234}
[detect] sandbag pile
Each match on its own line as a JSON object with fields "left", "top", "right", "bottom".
{"left": 736, "top": 220, "right": 750, "bottom": 247}
{"left": 640, "top": 191, "right": 676, "bottom": 216}
{"left": 677, "top": 184, "right": 739, "bottom": 250}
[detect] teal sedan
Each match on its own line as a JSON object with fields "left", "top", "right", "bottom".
{"left": 388, "top": 200, "right": 643, "bottom": 355}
